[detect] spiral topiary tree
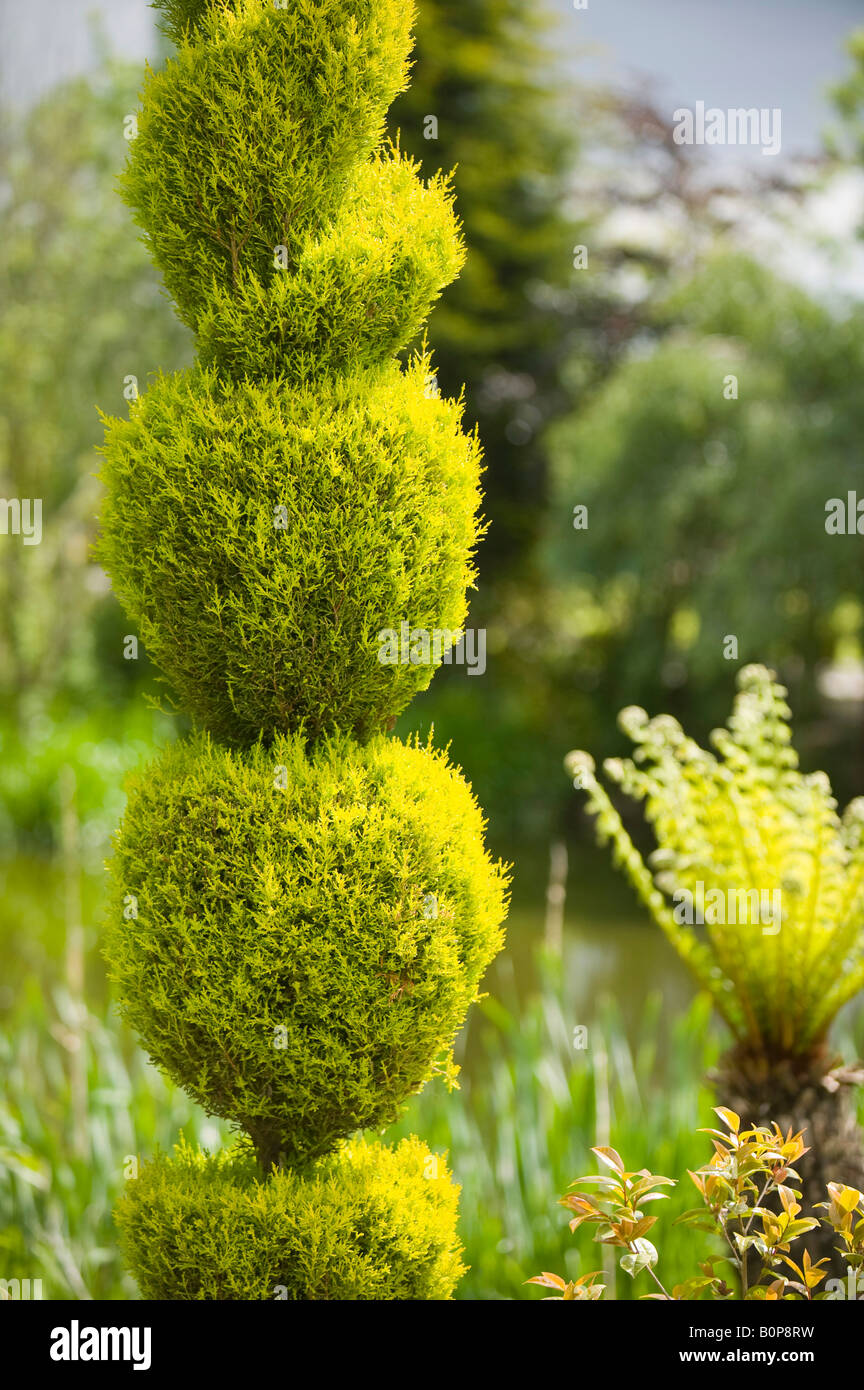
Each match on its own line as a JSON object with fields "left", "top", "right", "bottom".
{"left": 98, "top": 0, "right": 509, "bottom": 1300}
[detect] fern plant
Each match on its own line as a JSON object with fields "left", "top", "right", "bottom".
{"left": 97, "top": 0, "right": 508, "bottom": 1300}
{"left": 566, "top": 664, "right": 864, "bottom": 1268}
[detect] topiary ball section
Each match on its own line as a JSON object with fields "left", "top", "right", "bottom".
{"left": 194, "top": 150, "right": 465, "bottom": 381}
{"left": 123, "top": 0, "right": 415, "bottom": 330}
{"left": 104, "top": 731, "right": 509, "bottom": 1169}
{"left": 97, "top": 356, "right": 483, "bottom": 745}
{"left": 116, "top": 1135, "right": 465, "bottom": 1301}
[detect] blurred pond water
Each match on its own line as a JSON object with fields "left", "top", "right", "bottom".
{"left": 0, "top": 844, "right": 695, "bottom": 1055}
{"left": 3, "top": 843, "right": 861, "bottom": 1078}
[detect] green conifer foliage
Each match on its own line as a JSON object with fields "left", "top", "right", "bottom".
{"left": 120, "top": 1, "right": 417, "bottom": 328}
{"left": 106, "top": 732, "right": 507, "bottom": 1169}
{"left": 99, "top": 0, "right": 479, "bottom": 739}
{"left": 100, "top": 0, "right": 508, "bottom": 1299}
{"left": 100, "top": 358, "right": 481, "bottom": 743}
{"left": 116, "top": 1136, "right": 466, "bottom": 1301}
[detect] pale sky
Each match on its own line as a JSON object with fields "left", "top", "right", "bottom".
{"left": 0, "top": 0, "right": 156, "bottom": 107}
{"left": 550, "top": 0, "right": 864, "bottom": 161}
{"left": 2, "top": 0, "right": 862, "bottom": 163}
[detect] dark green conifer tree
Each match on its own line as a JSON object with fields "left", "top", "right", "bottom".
{"left": 388, "top": 0, "right": 579, "bottom": 578}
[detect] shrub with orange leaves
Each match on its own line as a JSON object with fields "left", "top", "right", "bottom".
{"left": 527, "top": 1108, "right": 864, "bottom": 1301}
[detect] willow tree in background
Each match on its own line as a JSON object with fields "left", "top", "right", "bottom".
{"left": 548, "top": 254, "right": 864, "bottom": 802}
{"left": 97, "top": 0, "right": 507, "bottom": 1300}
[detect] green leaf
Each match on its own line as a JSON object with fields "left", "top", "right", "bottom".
{"left": 619, "top": 1238, "right": 658, "bottom": 1277}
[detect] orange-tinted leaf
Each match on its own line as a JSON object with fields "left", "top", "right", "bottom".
{"left": 525, "top": 1272, "right": 567, "bottom": 1290}
{"left": 714, "top": 1106, "right": 741, "bottom": 1134}
{"left": 592, "top": 1146, "right": 626, "bottom": 1174}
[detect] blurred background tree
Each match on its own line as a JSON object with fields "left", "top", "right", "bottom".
{"left": 547, "top": 252, "right": 864, "bottom": 808}
{"left": 387, "top": 0, "right": 660, "bottom": 849}
{"left": 0, "top": 62, "right": 189, "bottom": 850}
{"left": 389, "top": 0, "right": 582, "bottom": 580}
{"left": 828, "top": 28, "right": 864, "bottom": 166}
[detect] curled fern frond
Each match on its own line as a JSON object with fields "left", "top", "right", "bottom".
{"left": 567, "top": 666, "right": 864, "bottom": 1058}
